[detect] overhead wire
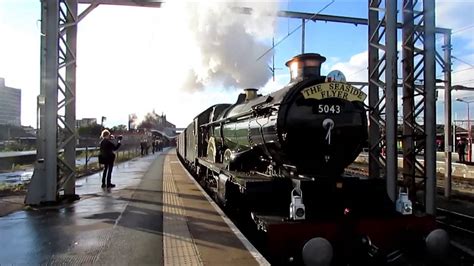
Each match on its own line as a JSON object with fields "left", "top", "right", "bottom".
{"left": 437, "top": 66, "right": 474, "bottom": 77}
{"left": 452, "top": 24, "right": 474, "bottom": 35}
{"left": 435, "top": 55, "right": 474, "bottom": 78}
{"left": 347, "top": 67, "right": 367, "bottom": 78}
{"left": 256, "top": 0, "right": 336, "bottom": 61}
{"left": 287, "top": 0, "right": 290, "bottom": 36}
{"left": 260, "top": 3, "right": 473, "bottom": 81}
{"left": 452, "top": 56, "right": 474, "bottom": 68}
{"left": 455, "top": 78, "right": 474, "bottom": 85}
{"left": 435, "top": 24, "right": 474, "bottom": 78}
{"left": 436, "top": 24, "right": 474, "bottom": 41}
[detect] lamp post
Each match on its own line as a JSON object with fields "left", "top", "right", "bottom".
{"left": 456, "top": 98, "right": 474, "bottom": 162}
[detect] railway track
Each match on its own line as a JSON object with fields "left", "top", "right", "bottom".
{"left": 436, "top": 207, "right": 474, "bottom": 236}
{"left": 436, "top": 208, "right": 474, "bottom": 260}
{"left": 346, "top": 165, "right": 474, "bottom": 260}
{"left": 346, "top": 164, "right": 474, "bottom": 198}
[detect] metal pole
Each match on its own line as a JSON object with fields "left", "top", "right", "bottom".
{"left": 454, "top": 123, "right": 457, "bottom": 162}
{"left": 385, "top": 0, "right": 398, "bottom": 202}
{"left": 43, "top": 0, "right": 60, "bottom": 202}
{"left": 368, "top": 0, "right": 381, "bottom": 180}
{"left": 85, "top": 146, "right": 89, "bottom": 171}
{"left": 301, "top": 19, "right": 305, "bottom": 54}
{"left": 63, "top": 0, "right": 78, "bottom": 197}
{"left": 402, "top": 0, "right": 416, "bottom": 201}
{"left": 424, "top": 0, "right": 437, "bottom": 214}
{"left": 25, "top": 39, "right": 47, "bottom": 204}
{"left": 272, "top": 38, "right": 275, "bottom": 81}
{"left": 26, "top": 0, "right": 80, "bottom": 204}
{"left": 232, "top": 7, "right": 451, "bottom": 34}
{"left": 443, "top": 31, "right": 452, "bottom": 198}
{"left": 469, "top": 103, "right": 471, "bottom": 162}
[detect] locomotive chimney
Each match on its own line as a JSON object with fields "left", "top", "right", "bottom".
{"left": 244, "top": 88, "right": 258, "bottom": 101}
{"left": 285, "top": 53, "right": 326, "bottom": 82}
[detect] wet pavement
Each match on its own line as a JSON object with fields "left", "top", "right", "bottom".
{"left": 0, "top": 152, "right": 163, "bottom": 264}
{"left": 0, "top": 149, "right": 263, "bottom": 265}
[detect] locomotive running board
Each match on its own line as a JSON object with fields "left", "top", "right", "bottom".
{"left": 196, "top": 157, "right": 225, "bottom": 174}
{"left": 197, "top": 157, "right": 274, "bottom": 183}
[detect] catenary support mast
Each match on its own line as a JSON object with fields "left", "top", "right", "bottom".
{"left": 27, "top": 1, "right": 446, "bottom": 213}
{"left": 26, "top": 0, "right": 78, "bottom": 204}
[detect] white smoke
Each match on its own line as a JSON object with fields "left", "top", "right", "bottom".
{"left": 160, "top": 1, "right": 278, "bottom": 91}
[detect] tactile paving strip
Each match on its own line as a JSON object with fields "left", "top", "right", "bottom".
{"left": 163, "top": 156, "right": 203, "bottom": 266}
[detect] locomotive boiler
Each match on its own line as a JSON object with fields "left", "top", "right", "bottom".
{"left": 177, "top": 53, "right": 448, "bottom": 265}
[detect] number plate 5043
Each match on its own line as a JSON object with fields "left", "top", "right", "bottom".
{"left": 317, "top": 104, "right": 341, "bottom": 114}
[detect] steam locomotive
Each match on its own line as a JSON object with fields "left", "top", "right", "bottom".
{"left": 177, "top": 54, "right": 448, "bottom": 265}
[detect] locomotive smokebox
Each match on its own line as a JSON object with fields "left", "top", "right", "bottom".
{"left": 285, "top": 53, "right": 326, "bottom": 82}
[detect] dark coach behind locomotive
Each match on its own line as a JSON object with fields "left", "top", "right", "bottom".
{"left": 177, "top": 53, "right": 448, "bottom": 265}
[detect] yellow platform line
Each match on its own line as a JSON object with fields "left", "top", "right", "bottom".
{"left": 163, "top": 156, "right": 203, "bottom": 266}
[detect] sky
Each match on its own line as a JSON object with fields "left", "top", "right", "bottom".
{"left": 0, "top": 0, "right": 473, "bottom": 129}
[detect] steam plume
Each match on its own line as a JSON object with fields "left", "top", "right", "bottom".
{"left": 161, "top": 1, "right": 278, "bottom": 91}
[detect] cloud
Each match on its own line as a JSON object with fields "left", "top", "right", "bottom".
{"left": 321, "top": 56, "right": 341, "bottom": 75}
{"left": 330, "top": 51, "right": 368, "bottom": 82}
{"left": 436, "top": 0, "right": 474, "bottom": 48}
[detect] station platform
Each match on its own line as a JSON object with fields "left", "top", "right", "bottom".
{"left": 0, "top": 149, "right": 268, "bottom": 265}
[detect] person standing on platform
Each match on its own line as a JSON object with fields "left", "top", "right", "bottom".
{"left": 140, "top": 139, "right": 146, "bottom": 156}
{"left": 457, "top": 139, "right": 467, "bottom": 163}
{"left": 154, "top": 139, "right": 159, "bottom": 152}
{"left": 145, "top": 140, "right": 150, "bottom": 155}
{"left": 99, "top": 129, "right": 121, "bottom": 188}
{"left": 152, "top": 139, "right": 156, "bottom": 154}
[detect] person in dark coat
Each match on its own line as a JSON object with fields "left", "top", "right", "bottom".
{"left": 457, "top": 139, "right": 467, "bottom": 163}
{"left": 145, "top": 140, "right": 150, "bottom": 155}
{"left": 140, "top": 140, "right": 146, "bottom": 155}
{"left": 156, "top": 140, "right": 159, "bottom": 152}
{"left": 152, "top": 139, "right": 156, "bottom": 154}
{"left": 99, "top": 129, "right": 121, "bottom": 188}
{"left": 158, "top": 139, "right": 163, "bottom": 151}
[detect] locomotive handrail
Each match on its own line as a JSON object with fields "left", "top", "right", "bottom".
{"left": 200, "top": 103, "right": 278, "bottom": 128}
{"left": 200, "top": 110, "right": 254, "bottom": 127}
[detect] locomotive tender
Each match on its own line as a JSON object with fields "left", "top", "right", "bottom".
{"left": 177, "top": 53, "right": 448, "bottom": 265}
